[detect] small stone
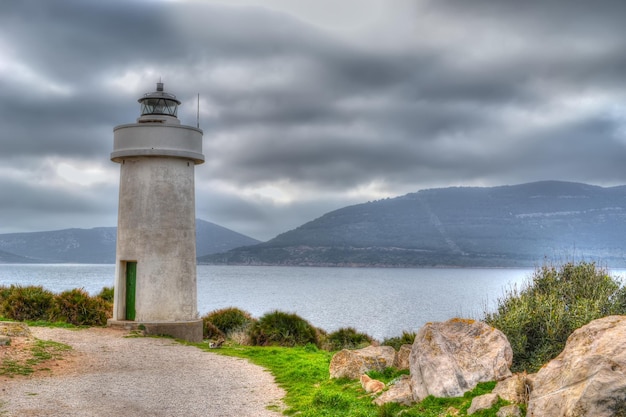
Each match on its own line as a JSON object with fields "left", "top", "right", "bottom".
{"left": 467, "top": 393, "right": 499, "bottom": 415}
{"left": 496, "top": 404, "right": 522, "bottom": 417}
{"left": 0, "top": 335, "right": 10, "bottom": 346}
{"left": 373, "top": 375, "right": 413, "bottom": 406}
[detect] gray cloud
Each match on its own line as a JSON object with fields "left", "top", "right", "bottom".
{"left": 1, "top": 0, "right": 626, "bottom": 240}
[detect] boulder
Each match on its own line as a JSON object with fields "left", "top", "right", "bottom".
{"left": 409, "top": 318, "right": 513, "bottom": 401}
{"left": 493, "top": 373, "right": 529, "bottom": 404}
{"left": 0, "top": 321, "right": 31, "bottom": 337}
{"left": 373, "top": 375, "right": 413, "bottom": 406}
{"left": 393, "top": 344, "right": 412, "bottom": 370}
{"left": 329, "top": 345, "right": 396, "bottom": 379}
{"left": 0, "top": 335, "right": 10, "bottom": 346}
{"left": 496, "top": 405, "right": 522, "bottom": 417}
{"left": 467, "top": 393, "right": 498, "bottom": 415}
{"left": 527, "top": 315, "right": 626, "bottom": 417}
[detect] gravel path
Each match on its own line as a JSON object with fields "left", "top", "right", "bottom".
{"left": 0, "top": 327, "right": 285, "bottom": 417}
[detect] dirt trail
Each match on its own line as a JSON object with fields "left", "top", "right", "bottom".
{"left": 0, "top": 327, "right": 284, "bottom": 417}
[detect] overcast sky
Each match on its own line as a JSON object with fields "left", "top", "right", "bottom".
{"left": 1, "top": 0, "right": 626, "bottom": 241}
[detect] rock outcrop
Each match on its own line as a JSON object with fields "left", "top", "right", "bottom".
{"left": 527, "top": 315, "right": 626, "bottom": 417}
{"left": 329, "top": 345, "right": 396, "bottom": 379}
{"left": 493, "top": 373, "right": 529, "bottom": 404}
{"left": 393, "top": 344, "right": 411, "bottom": 370}
{"left": 0, "top": 321, "right": 31, "bottom": 337}
{"left": 409, "top": 318, "right": 513, "bottom": 401}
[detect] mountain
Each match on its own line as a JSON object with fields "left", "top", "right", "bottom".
{"left": 199, "top": 181, "right": 626, "bottom": 268}
{"left": 0, "top": 219, "right": 260, "bottom": 264}
{"left": 0, "top": 249, "right": 37, "bottom": 263}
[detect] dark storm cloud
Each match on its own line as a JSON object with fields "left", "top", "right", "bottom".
{"left": 1, "top": 0, "right": 626, "bottom": 239}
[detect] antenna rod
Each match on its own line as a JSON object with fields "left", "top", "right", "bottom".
{"left": 197, "top": 93, "right": 200, "bottom": 129}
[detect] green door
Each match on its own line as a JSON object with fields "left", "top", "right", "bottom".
{"left": 125, "top": 262, "right": 137, "bottom": 321}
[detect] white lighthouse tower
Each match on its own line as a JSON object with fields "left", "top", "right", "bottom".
{"left": 108, "top": 82, "right": 204, "bottom": 342}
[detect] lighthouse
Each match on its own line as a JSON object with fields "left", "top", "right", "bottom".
{"left": 108, "top": 82, "right": 204, "bottom": 342}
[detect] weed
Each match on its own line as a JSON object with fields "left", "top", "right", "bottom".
{"left": 484, "top": 261, "right": 626, "bottom": 372}
{"left": 0, "top": 339, "right": 71, "bottom": 377}
{"left": 201, "top": 307, "right": 254, "bottom": 339}
{"left": 1, "top": 285, "right": 55, "bottom": 322}
{"left": 248, "top": 310, "right": 319, "bottom": 347}
{"left": 51, "top": 288, "right": 111, "bottom": 326}
{"left": 382, "top": 331, "right": 416, "bottom": 351}
{"left": 323, "top": 327, "right": 373, "bottom": 351}
{"left": 96, "top": 286, "right": 114, "bottom": 303}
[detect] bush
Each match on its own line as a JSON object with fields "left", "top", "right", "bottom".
{"left": 51, "top": 288, "right": 112, "bottom": 326}
{"left": 203, "top": 320, "right": 225, "bottom": 340}
{"left": 1, "top": 285, "right": 55, "bottom": 321}
{"left": 0, "top": 285, "right": 11, "bottom": 312}
{"left": 202, "top": 307, "right": 254, "bottom": 338}
{"left": 248, "top": 310, "right": 319, "bottom": 347}
{"left": 484, "top": 261, "right": 626, "bottom": 372}
{"left": 382, "top": 331, "right": 417, "bottom": 351}
{"left": 96, "top": 286, "right": 114, "bottom": 303}
{"left": 323, "top": 327, "right": 373, "bottom": 351}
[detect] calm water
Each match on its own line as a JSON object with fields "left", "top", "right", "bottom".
{"left": 1, "top": 264, "right": 624, "bottom": 340}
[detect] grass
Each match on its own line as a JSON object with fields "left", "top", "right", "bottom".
{"left": 199, "top": 342, "right": 509, "bottom": 417}
{"left": 1, "top": 339, "right": 72, "bottom": 377}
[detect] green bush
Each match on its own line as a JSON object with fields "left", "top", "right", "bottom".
{"left": 96, "top": 286, "right": 114, "bottom": 303}
{"left": 323, "top": 327, "right": 373, "bottom": 351}
{"left": 202, "top": 307, "right": 254, "bottom": 338}
{"left": 484, "top": 261, "right": 626, "bottom": 372}
{"left": 1, "top": 285, "right": 56, "bottom": 321}
{"left": 51, "top": 288, "right": 112, "bottom": 326}
{"left": 248, "top": 310, "right": 319, "bottom": 347}
{"left": 0, "top": 285, "right": 11, "bottom": 312}
{"left": 382, "top": 331, "right": 416, "bottom": 351}
{"left": 203, "top": 320, "right": 225, "bottom": 340}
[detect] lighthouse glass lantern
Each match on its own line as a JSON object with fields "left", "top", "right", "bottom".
{"left": 139, "top": 82, "right": 180, "bottom": 117}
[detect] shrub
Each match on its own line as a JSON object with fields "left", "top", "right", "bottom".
{"left": 51, "top": 288, "right": 112, "bottom": 326}
{"left": 323, "top": 327, "right": 373, "bottom": 351}
{"left": 382, "top": 331, "right": 417, "bottom": 351}
{"left": 201, "top": 307, "right": 254, "bottom": 338}
{"left": 1, "top": 285, "right": 55, "bottom": 321}
{"left": 248, "top": 310, "right": 319, "bottom": 347}
{"left": 96, "top": 286, "right": 114, "bottom": 303}
{"left": 203, "top": 320, "right": 225, "bottom": 340}
{"left": 484, "top": 261, "right": 626, "bottom": 372}
{"left": 0, "top": 285, "right": 11, "bottom": 314}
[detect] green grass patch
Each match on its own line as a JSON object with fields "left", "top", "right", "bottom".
{"left": 0, "top": 339, "right": 72, "bottom": 378}
{"left": 199, "top": 342, "right": 507, "bottom": 417}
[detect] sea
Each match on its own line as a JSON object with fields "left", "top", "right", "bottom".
{"left": 1, "top": 264, "right": 625, "bottom": 340}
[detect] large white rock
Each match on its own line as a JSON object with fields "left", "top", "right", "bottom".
{"left": 410, "top": 318, "right": 513, "bottom": 401}
{"left": 527, "top": 315, "right": 626, "bottom": 417}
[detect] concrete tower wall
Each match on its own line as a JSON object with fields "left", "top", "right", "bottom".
{"left": 114, "top": 156, "right": 198, "bottom": 321}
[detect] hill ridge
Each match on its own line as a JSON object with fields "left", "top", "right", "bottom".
{"left": 200, "top": 181, "right": 626, "bottom": 267}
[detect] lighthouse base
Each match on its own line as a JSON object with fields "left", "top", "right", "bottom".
{"left": 108, "top": 319, "right": 203, "bottom": 343}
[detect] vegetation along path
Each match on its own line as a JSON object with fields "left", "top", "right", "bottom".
{"left": 0, "top": 327, "right": 285, "bottom": 417}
